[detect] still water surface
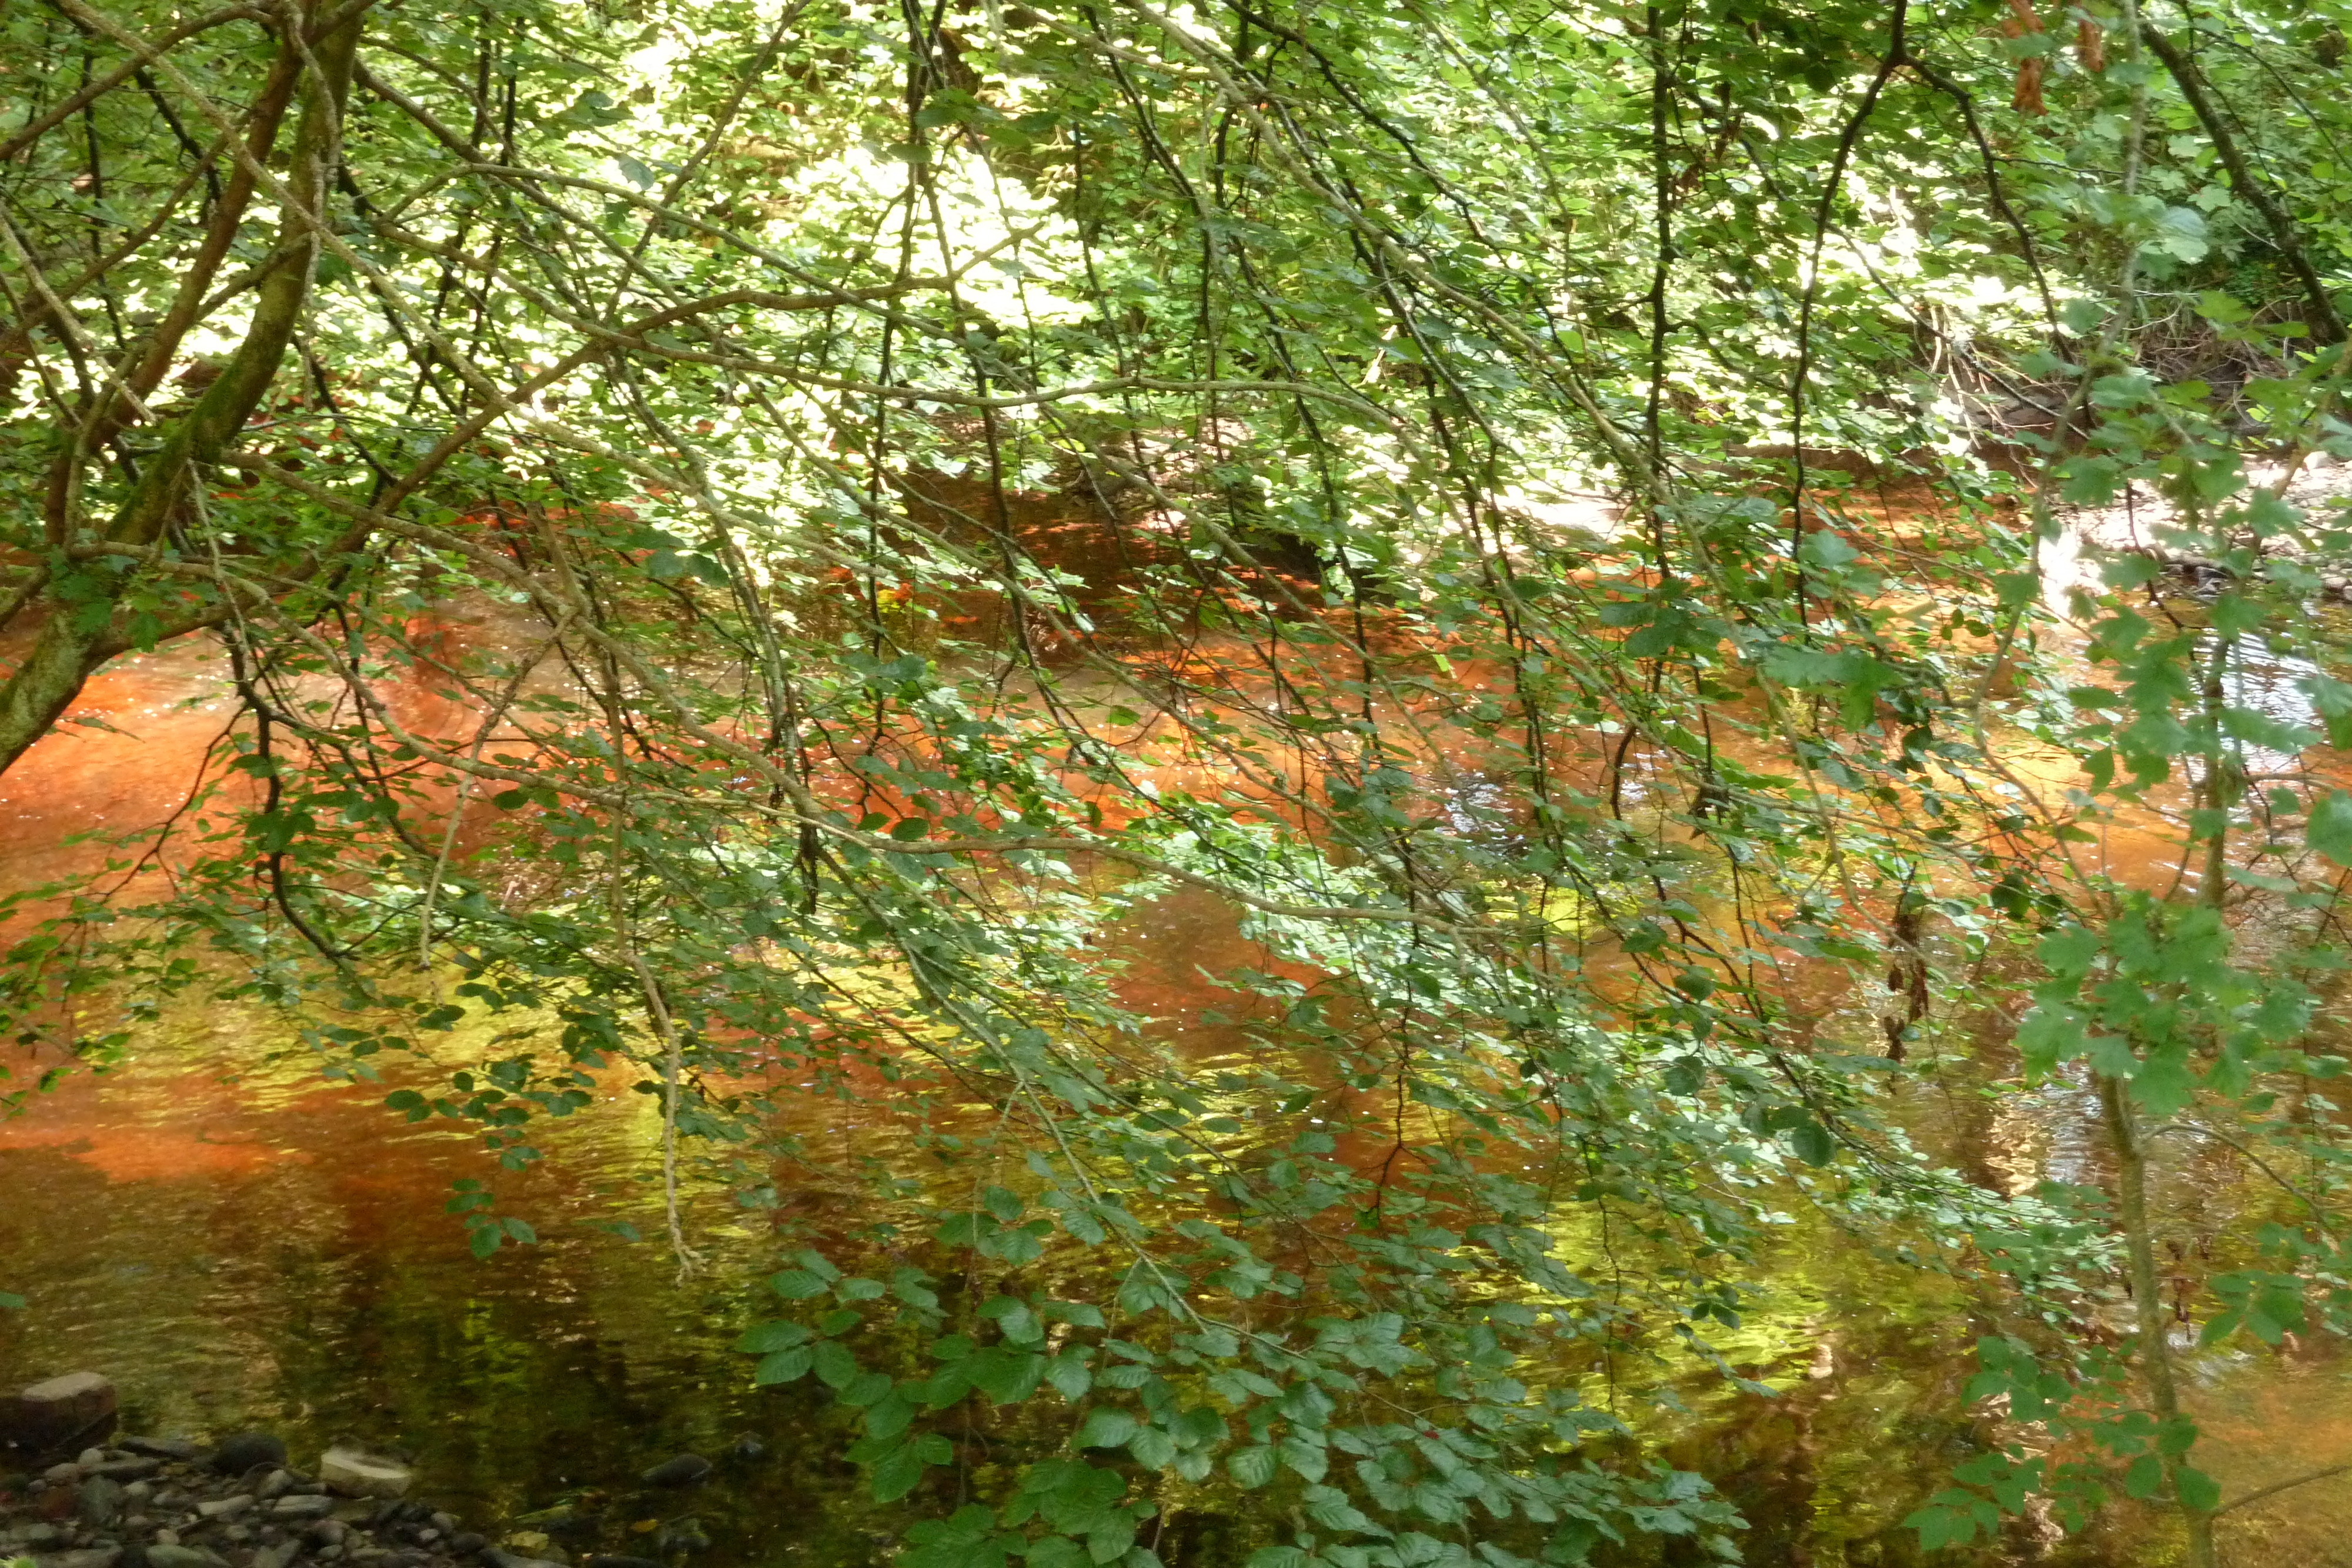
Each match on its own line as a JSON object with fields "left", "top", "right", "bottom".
{"left": 4, "top": 636, "right": 2350, "bottom": 1567}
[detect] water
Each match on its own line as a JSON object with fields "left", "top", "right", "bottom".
{"left": 6, "top": 623, "right": 2352, "bottom": 1567}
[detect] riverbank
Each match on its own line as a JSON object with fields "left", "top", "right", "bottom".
{"left": 2, "top": 1376, "right": 721, "bottom": 1568}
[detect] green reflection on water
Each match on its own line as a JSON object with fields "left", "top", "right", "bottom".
{"left": 6, "top": 967, "right": 2352, "bottom": 1568}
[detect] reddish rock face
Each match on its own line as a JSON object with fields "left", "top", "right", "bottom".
{"left": 1, "top": 1372, "right": 118, "bottom": 1453}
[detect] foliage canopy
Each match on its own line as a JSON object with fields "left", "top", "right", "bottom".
{"left": 8, "top": 0, "right": 2352, "bottom": 1561}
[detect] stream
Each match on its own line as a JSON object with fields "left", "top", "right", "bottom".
{"left": 4, "top": 621, "right": 2350, "bottom": 1568}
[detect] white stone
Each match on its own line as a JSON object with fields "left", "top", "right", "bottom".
{"left": 318, "top": 1445, "right": 412, "bottom": 1500}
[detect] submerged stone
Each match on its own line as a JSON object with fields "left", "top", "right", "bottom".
{"left": 636, "top": 1456, "right": 709, "bottom": 1489}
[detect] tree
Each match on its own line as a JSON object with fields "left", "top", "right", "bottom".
{"left": 6, "top": 0, "right": 2352, "bottom": 1561}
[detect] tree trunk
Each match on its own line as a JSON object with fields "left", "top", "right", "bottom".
{"left": 0, "top": 2, "right": 364, "bottom": 774}
{"left": 2101, "top": 1074, "right": 2218, "bottom": 1568}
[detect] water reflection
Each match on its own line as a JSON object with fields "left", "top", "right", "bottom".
{"left": 6, "top": 615, "right": 2352, "bottom": 1567}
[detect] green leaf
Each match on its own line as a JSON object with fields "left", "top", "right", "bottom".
{"left": 870, "top": 1441, "right": 931, "bottom": 1503}
{"left": 772, "top": 1268, "right": 830, "bottom": 1299}
{"left": 1075, "top": 1409, "right": 1138, "bottom": 1450}
{"left": 1302, "top": 1485, "right": 1377, "bottom": 1534}
{"left": 1045, "top": 1353, "right": 1093, "bottom": 1400}
{"left": 2309, "top": 791, "right": 2352, "bottom": 865}
{"left": 1227, "top": 1445, "right": 1279, "bottom": 1489}
{"left": 816, "top": 1340, "right": 860, "bottom": 1389}
{"left": 1787, "top": 1120, "right": 1836, "bottom": 1166}
{"left": 1903, "top": 1494, "right": 1991, "bottom": 1552}
{"left": 972, "top": 1348, "right": 1047, "bottom": 1405}
{"left": 736, "top": 1320, "right": 813, "bottom": 1353}
{"left": 753, "top": 1347, "right": 814, "bottom": 1385}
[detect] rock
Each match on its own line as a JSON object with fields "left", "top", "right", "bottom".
{"left": 479, "top": 1553, "right": 560, "bottom": 1568}
{"left": 585, "top": 1556, "right": 662, "bottom": 1568}
{"left": 145, "top": 1547, "right": 231, "bottom": 1568}
{"left": 636, "top": 1456, "right": 709, "bottom": 1489}
{"left": 317, "top": 1449, "right": 409, "bottom": 1502}
{"left": 653, "top": 1520, "right": 707, "bottom": 1557}
{"left": 255, "top": 1472, "right": 290, "bottom": 1503}
{"left": 252, "top": 1544, "right": 300, "bottom": 1568}
{"left": 85, "top": 1460, "right": 162, "bottom": 1483}
{"left": 209, "top": 1438, "right": 286, "bottom": 1479}
{"left": 8, "top": 1524, "right": 68, "bottom": 1551}
{"left": 35, "top": 1549, "right": 122, "bottom": 1568}
{"left": 79, "top": 1476, "right": 128, "bottom": 1529}
{"left": 3, "top": 1375, "right": 119, "bottom": 1453}
{"left": 446, "top": 1533, "right": 484, "bottom": 1556}
{"left": 76, "top": 1450, "right": 106, "bottom": 1468}
{"left": 198, "top": 1497, "right": 256, "bottom": 1522}
{"left": 46, "top": 1463, "right": 85, "bottom": 1485}
{"left": 267, "top": 1497, "right": 334, "bottom": 1522}
{"left": 306, "top": 1520, "right": 346, "bottom": 1547}
{"left": 726, "top": 1436, "right": 764, "bottom": 1461}
{"left": 116, "top": 1440, "right": 199, "bottom": 1463}
{"left": 507, "top": 1507, "right": 595, "bottom": 1545}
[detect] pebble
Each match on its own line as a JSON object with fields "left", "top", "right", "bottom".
{"left": 267, "top": 1496, "right": 334, "bottom": 1522}
{"left": 319, "top": 1447, "right": 412, "bottom": 1502}
{"left": 40, "top": 1550, "right": 122, "bottom": 1568}
{"left": 208, "top": 1437, "right": 286, "bottom": 1478}
{"left": 654, "top": 1520, "right": 708, "bottom": 1556}
{"left": 636, "top": 1455, "right": 709, "bottom": 1488}
{"left": 86, "top": 1460, "right": 163, "bottom": 1483}
{"left": 6, "top": 1407, "right": 589, "bottom": 1568}
{"left": 145, "top": 1546, "right": 229, "bottom": 1568}
{"left": 78, "top": 1475, "right": 128, "bottom": 1529}
{"left": 117, "top": 1440, "right": 200, "bottom": 1463}
{"left": 480, "top": 1552, "right": 562, "bottom": 1568}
